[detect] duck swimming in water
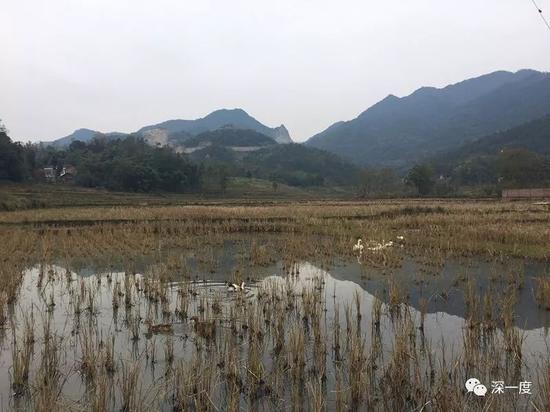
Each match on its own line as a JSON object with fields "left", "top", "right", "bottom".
{"left": 227, "top": 281, "right": 245, "bottom": 292}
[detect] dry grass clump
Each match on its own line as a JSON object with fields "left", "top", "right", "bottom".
{"left": 534, "top": 277, "right": 550, "bottom": 310}
{"left": 32, "top": 315, "right": 66, "bottom": 412}
{"left": 10, "top": 310, "right": 35, "bottom": 396}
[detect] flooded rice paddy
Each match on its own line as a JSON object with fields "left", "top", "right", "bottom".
{"left": 1, "top": 235, "right": 550, "bottom": 411}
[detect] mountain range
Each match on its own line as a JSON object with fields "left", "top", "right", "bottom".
{"left": 49, "top": 108, "right": 292, "bottom": 149}
{"left": 305, "top": 69, "right": 550, "bottom": 167}
{"left": 47, "top": 69, "right": 550, "bottom": 171}
{"left": 431, "top": 114, "right": 550, "bottom": 170}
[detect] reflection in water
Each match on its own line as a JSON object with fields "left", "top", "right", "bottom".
{"left": 329, "top": 256, "right": 550, "bottom": 330}
{"left": 59, "top": 249, "right": 550, "bottom": 330}
{"left": 0, "top": 252, "right": 549, "bottom": 410}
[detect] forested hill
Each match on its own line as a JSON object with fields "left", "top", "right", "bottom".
{"left": 2, "top": 125, "right": 361, "bottom": 193}
{"left": 138, "top": 108, "right": 292, "bottom": 144}
{"left": 47, "top": 108, "right": 292, "bottom": 148}
{"left": 306, "top": 69, "right": 550, "bottom": 167}
{"left": 184, "top": 128, "right": 277, "bottom": 148}
{"left": 427, "top": 115, "right": 550, "bottom": 190}
{"left": 243, "top": 144, "right": 361, "bottom": 187}
{"left": 433, "top": 114, "right": 550, "bottom": 167}
{"left": 188, "top": 142, "right": 362, "bottom": 187}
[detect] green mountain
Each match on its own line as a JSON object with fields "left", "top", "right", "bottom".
{"left": 190, "top": 140, "right": 361, "bottom": 187}
{"left": 433, "top": 114, "right": 550, "bottom": 166}
{"left": 50, "top": 128, "right": 98, "bottom": 147}
{"left": 306, "top": 69, "right": 550, "bottom": 167}
{"left": 243, "top": 144, "right": 361, "bottom": 187}
{"left": 412, "top": 114, "right": 550, "bottom": 191}
{"left": 184, "top": 127, "right": 277, "bottom": 148}
{"left": 49, "top": 129, "right": 127, "bottom": 148}
{"left": 137, "top": 108, "right": 292, "bottom": 144}
{"left": 47, "top": 109, "right": 292, "bottom": 148}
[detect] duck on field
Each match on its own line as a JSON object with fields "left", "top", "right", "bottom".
{"left": 396, "top": 235, "right": 405, "bottom": 247}
{"left": 366, "top": 240, "right": 394, "bottom": 251}
{"left": 227, "top": 281, "right": 245, "bottom": 292}
{"left": 353, "top": 238, "right": 364, "bottom": 253}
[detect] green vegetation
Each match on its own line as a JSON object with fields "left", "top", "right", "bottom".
{"left": 405, "top": 164, "right": 435, "bottom": 195}
{"left": 184, "top": 127, "right": 277, "bottom": 147}
{"left": 1, "top": 118, "right": 361, "bottom": 198}
{"left": 191, "top": 142, "right": 362, "bottom": 189}
{"left": 436, "top": 114, "right": 550, "bottom": 161}
{"left": 429, "top": 115, "right": 550, "bottom": 192}
{"left": 244, "top": 143, "right": 361, "bottom": 187}
{"left": 4, "top": 102, "right": 550, "bottom": 202}
{"left": 136, "top": 108, "right": 291, "bottom": 143}
{"left": 50, "top": 136, "right": 200, "bottom": 192}
{"left": 376, "top": 114, "right": 550, "bottom": 197}
{"left": 51, "top": 109, "right": 292, "bottom": 147}
{"left": 399, "top": 147, "right": 550, "bottom": 197}
{"left": 357, "top": 168, "right": 404, "bottom": 198}
{"left": 0, "top": 125, "right": 33, "bottom": 182}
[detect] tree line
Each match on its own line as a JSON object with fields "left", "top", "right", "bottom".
{"left": 2, "top": 119, "right": 549, "bottom": 197}
{"left": 0, "top": 125, "right": 202, "bottom": 193}
{"left": 359, "top": 148, "right": 550, "bottom": 198}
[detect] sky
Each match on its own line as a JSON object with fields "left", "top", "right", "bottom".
{"left": 1, "top": 0, "right": 550, "bottom": 143}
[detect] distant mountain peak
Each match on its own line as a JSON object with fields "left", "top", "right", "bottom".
{"left": 272, "top": 124, "right": 292, "bottom": 144}
{"left": 48, "top": 128, "right": 99, "bottom": 147}
{"left": 212, "top": 107, "right": 246, "bottom": 114}
{"left": 306, "top": 69, "right": 550, "bottom": 167}
{"left": 136, "top": 108, "right": 292, "bottom": 144}
{"left": 47, "top": 108, "right": 293, "bottom": 147}
{"left": 203, "top": 108, "right": 250, "bottom": 119}
{"left": 411, "top": 87, "right": 438, "bottom": 96}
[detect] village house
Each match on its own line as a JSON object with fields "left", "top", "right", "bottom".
{"left": 40, "top": 165, "right": 77, "bottom": 183}
{"left": 42, "top": 167, "right": 56, "bottom": 183}
{"left": 59, "top": 165, "right": 77, "bottom": 183}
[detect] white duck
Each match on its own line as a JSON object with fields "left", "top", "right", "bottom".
{"left": 227, "top": 281, "right": 245, "bottom": 292}
{"left": 353, "top": 238, "right": 364, "bottom": 253}
{"left": 366, "top": 240, "right": 394, "bottom": 251}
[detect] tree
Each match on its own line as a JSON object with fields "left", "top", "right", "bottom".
{"left": 0, "top": 129, "right": 27, "bottom": 181}
{"left": 219, "top": 170, "right": 228, "bottom": 194}
{"left": 406, "top": 164, "right": 435, "bottom": 196}
{"left": 30, "top": 135, "right": 200, "bottom": 193}
{"left": 496, "top": 148, "right": 550, "bottom": 188}
{"left": 359, "top": 167, "right": 402, "bottom": 197}
{"left": 452, "top": 156, "right": 497, "bottom": 186}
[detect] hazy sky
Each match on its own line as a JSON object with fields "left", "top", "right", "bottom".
{"left": 2, "top": 0, "right": 549, "bottom": 143}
